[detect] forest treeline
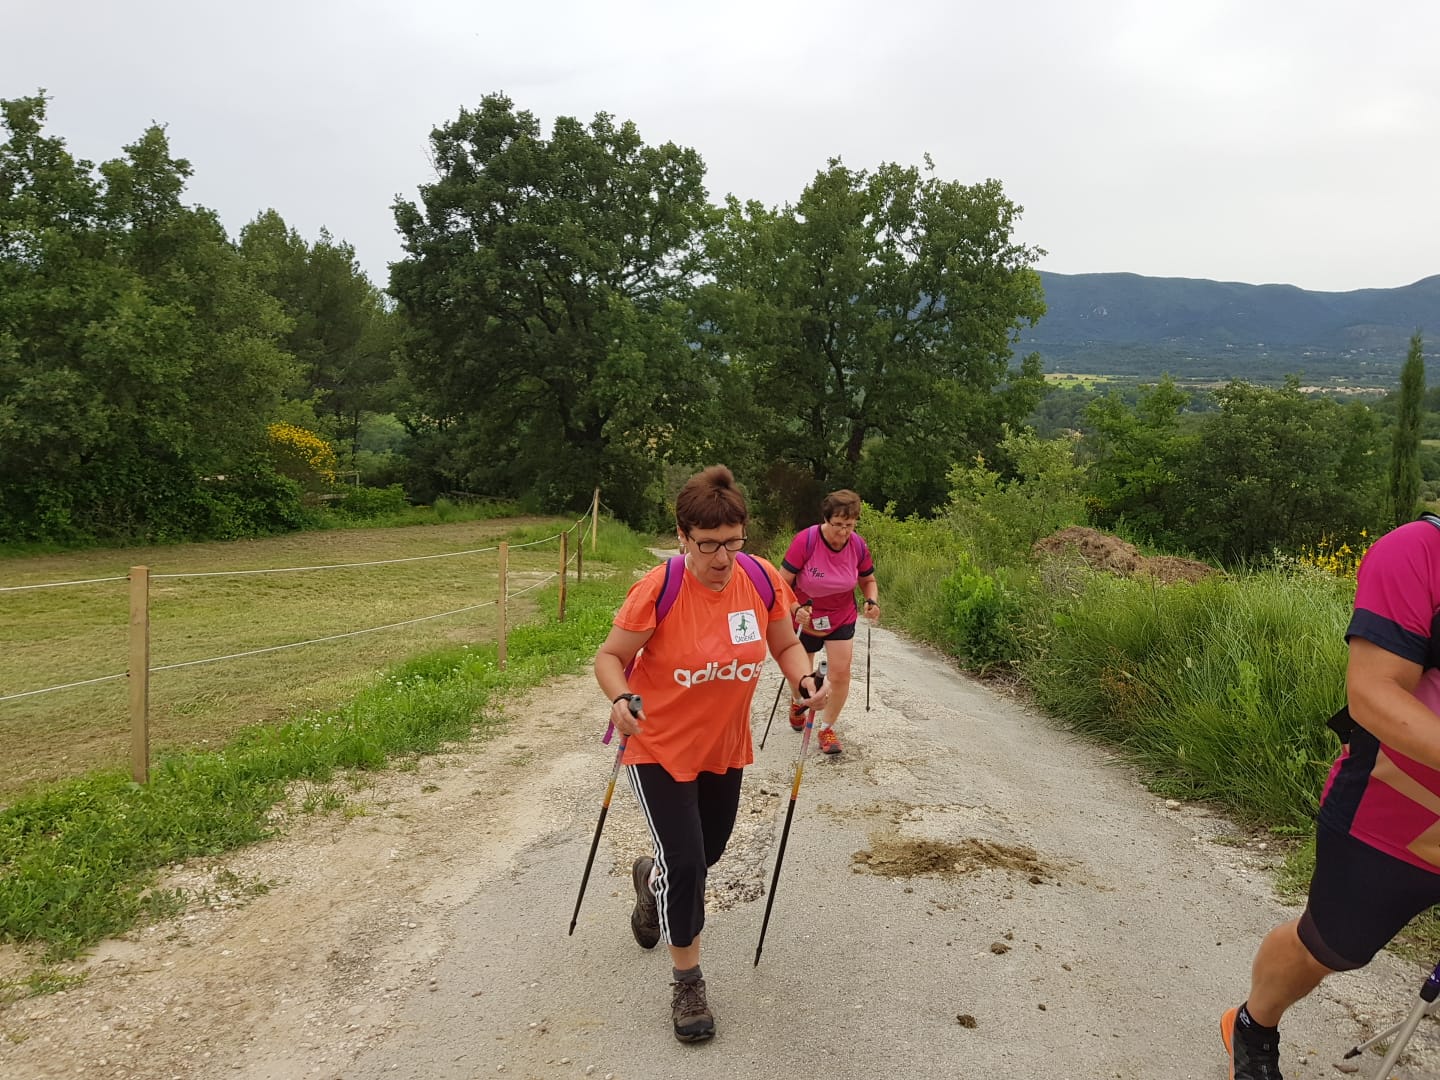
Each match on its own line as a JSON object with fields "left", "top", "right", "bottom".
{"left": 1, "top": 91, "right": 1429, "bottom": 559}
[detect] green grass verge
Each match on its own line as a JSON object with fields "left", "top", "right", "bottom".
{"left": 1021, "top": 569, "right": 1351, "bottom": 830}
{"left": 0, "top": 529, "right": 649, "bottom": 964}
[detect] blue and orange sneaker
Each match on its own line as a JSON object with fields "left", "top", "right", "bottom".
{"left": 1220, "top": 1005, "right": 1283, "bottom": 1080}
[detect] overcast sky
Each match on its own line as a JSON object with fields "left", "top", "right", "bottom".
{"left": 10, "top": 0, "right": 1439, "bottom": 293}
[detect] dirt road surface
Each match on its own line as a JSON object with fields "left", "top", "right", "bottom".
{"left": 3, "top": 628, "right": 1438, "bottom": 1079}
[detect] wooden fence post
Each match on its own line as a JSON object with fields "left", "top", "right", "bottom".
{"left": 591, "top": 487, "right": 600, "bottom": 553}
{"left": 558, "top": 530, "right": 568, "bottom": 622}
{"left": 576, "top": 528, "right": 583, "bottom": 583}
{"left": 129, "top": 566, "right": 150, "bottom": 785}
{"left": 497, "top": 542, "right": 508, "bottom": 670}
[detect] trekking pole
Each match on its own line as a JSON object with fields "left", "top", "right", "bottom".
{"left": 568, "top": 695, "right": 643, "bottom": 936}
{"left": 758, "top": 677, "right": 786, "bottom": 751}
{"left": 754, "top": 658, "right": 827, "bottom": 967}
{"left": 762, "top": 601, "right": 812, "bottom": 750}
{"left": 865, "top": 618, "right": 872, "bottom": 711}
{"left": 1349, "top": 959, "right": 1440, "bottom": 1078}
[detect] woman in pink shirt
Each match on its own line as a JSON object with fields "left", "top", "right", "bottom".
{"left": 778, "top": 489, "right": 880, "bottom": 754}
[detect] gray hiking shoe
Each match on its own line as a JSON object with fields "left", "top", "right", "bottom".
{"left": 630, "top": 857, "right": 660, "bottom": 949}
{"left": 670, "top": 977, "right": 715, "bottom": 1042}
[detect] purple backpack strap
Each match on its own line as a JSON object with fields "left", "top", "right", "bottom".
{"left": 653, "top": 555, "right": 687, "bottom": 623}
{"left": 735, "top": 551, "right": 776, "bottom": 610}
{"left": 604, "top": 557, "right": 686, "bottom": 745}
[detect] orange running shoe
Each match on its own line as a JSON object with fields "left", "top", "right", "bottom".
{"left": 789, "top": 702, "right": 808, "bottom": 731}
{"left": 817, "top": 727, "right": 842, "bottom": 755}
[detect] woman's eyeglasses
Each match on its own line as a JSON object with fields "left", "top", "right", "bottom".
{"left": 690, "top": 536, "right": 747, "bottom": 554}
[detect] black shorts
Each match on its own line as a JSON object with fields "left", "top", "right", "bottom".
{"left": 1298, "top": 823, "right": 1440, "bottom": 970}
{"left": 798, "top": 619, "right": 856, "bottom": 654}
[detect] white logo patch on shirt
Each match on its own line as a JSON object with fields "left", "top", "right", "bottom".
{"left": 811, "top": 614, "right": 832, "bottom": 632}
{"left": 728, "top": 610, "right": 761, "bottom": 644}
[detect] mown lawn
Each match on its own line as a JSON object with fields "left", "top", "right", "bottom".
{"left": 0, "top": 517, "right": 596, "bottom": 801}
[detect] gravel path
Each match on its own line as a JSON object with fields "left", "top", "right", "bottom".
{"left": 2, "top": 627, "right": 1437, "bottom": 1079}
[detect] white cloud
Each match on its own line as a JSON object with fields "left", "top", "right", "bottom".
{"left": 7, "top": 0, "right": 1438, "bottom": 291}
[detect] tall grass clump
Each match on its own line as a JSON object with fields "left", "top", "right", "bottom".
{"left": 1024, "top": 569, "right": 1352, "bottom": 828}
{"left": 857, "top": 507, "right": 964, "bottom": 646}
{"left": 0, "top": 525, "right": 652, "bottom": 961}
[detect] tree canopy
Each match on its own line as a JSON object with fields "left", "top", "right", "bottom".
{"left": 389, "top": 94, "right": 718, "bottom": 519}
{"left": 239, "top": 210, "right": 399, "bottom": 454}
{"left": 0, "top": 93, "right": 295, "bottom": 541}
{"left": 697, "top": 159, "right": 1047, "bottom": 518}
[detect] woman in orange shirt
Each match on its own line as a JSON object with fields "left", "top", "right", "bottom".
{"left": 594, "top": 465, "right": 828, "bottom": 1043}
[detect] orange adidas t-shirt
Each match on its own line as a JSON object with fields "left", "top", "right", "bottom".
{"left": 615, "top": 556, "right": 795, "bottom": 781}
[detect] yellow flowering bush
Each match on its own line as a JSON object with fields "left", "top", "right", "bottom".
{"left": 1294, "top": 531, "right": 1369, "bottom": 580}
{"left": 266, "top": 422, "right": 338, "bottom": 487}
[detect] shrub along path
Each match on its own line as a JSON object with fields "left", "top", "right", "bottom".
{"left": 1, "top": 629, "right": 1436, "bottom": 1078}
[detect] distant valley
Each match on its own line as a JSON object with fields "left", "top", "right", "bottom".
{"left": 1025, "top": 271, "right": 1440, "bottom": 383}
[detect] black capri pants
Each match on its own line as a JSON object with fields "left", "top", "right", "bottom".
{"left": 1299, "top": 822, "right": 1440, "bottom": 970}
{"left": 627, "top": 763, "right": 744, "bottom": 949}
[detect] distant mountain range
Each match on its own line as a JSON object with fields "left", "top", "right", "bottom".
{"left": 1023, "top": 271, "right": 1440, "bottom": 382}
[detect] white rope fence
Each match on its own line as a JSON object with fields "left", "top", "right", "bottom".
{"left": 151, "top": 545, "right": 502, "bottom": 580}
{"left": 0, "top": 509, "right": 595, "bottom": 593}
{"left": 0, "top": 574, "right": 130, "bottom": 594}
{"left": 0, "top": 572, "right": 570, "bottom": 705}
{"left": 0, "top": 672, "right": 129, "bottom": 704}
{"left": 0, "top": 500, "right": 601, "bottom": 748}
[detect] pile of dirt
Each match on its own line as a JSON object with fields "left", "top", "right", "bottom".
{"left": 1031, "top": 526, "right": 1216, "bottom": 585}
{"left": 851, "top": 836, "right": 1056, "bottom": 881}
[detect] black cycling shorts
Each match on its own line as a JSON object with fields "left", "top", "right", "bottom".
{"left": 1298, "top": 823, "right": 1440, "bottom": 971}
{"left": 798, "top": 619, "right": 856, "bottom": 654}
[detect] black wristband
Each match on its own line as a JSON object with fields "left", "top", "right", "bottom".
{"left": 612, "top": 692, "right": 636, "bottom": 704}
{"left": 864, "top": 598, "right": 877, "bottom": 607}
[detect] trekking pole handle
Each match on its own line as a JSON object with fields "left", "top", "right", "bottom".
{"left": 799, "top": 657, "right": 827, "bottom": 705}
{"left": 618, "top": 693, "right": 643, "bottom": 736}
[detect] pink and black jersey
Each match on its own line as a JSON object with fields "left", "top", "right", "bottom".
{"left": 1320, "top": 517, "right": 1440, "bottom": 871}
{"left": 781, "top": 525, "right": 874, "bottom": 635}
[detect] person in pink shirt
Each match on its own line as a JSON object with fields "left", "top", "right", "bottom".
{"left": 777, "top": 489, "right": 880, "bottom": 755}
{"left": 1221, "top": 512, "right": 1440, "bottom": 1079}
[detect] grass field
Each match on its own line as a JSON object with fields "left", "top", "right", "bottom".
{"left": 1041, "top": 372, "right": 1122, "bottom": 389}
{"left": 0, "top": 516, "right": 600, "bottom": 802}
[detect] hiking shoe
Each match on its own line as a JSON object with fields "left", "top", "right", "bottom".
{"left": 818, "top": 727, "right": 842, "bottom": 755}
{"left": 630, "top": 857, "right": 660, "bottom": 949}
{"left": 789, "top": 702, "right": 808, "bottom": 731}
{"left": 670, "top": 978, "right": 715, "bottom": 1042}
{"left": 1220, "top": 1006, "right": 1283, "bottom": 1080}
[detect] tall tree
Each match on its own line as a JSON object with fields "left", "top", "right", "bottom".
{"left": 1178, "top": 378, "right": 1383, "bottom": 560}
{"left": 1390, "top": 331, "right": 1425, "bottom": 526}
{"left": 389, "top": 95, "right": 717, "bottom": 520}
{"left": 1084, "top": 376, "right": 1195, "bottom": 549}
{"left": 239, "top": 211, "right": 398, "bottom": 454}
{"left": 697, "top": 159, "right": 1047, "bottom": 517}
{"left": 0, "top": 93, "right": 294, "bottom": 541}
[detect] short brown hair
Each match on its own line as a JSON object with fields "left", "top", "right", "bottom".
{"left": 676, "top": 465, "right": 748, "bottom": 533}
{"left": 821, "top": 489, "right": 861, "bottom": 521}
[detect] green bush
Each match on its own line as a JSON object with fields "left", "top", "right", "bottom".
{"left": 193, "top": 463, "right": 307, "bottom": 538}
{"left": 0, "top": 457, "right": 306, "bottom": 545}
{"left": 336, "top": 484, "right": 409, "bottom": 519}
{"left": 938, "top": 554, "right": 1022, "bottom": 672}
